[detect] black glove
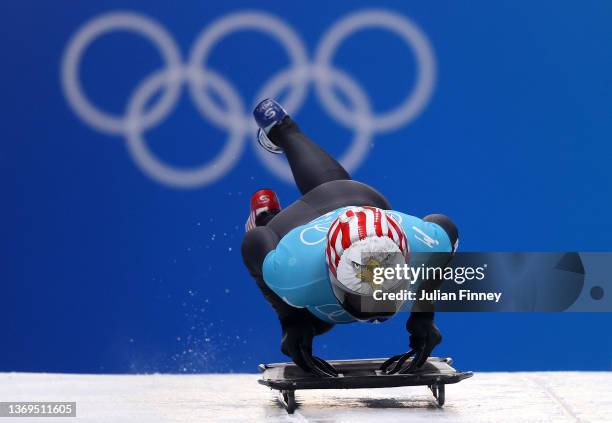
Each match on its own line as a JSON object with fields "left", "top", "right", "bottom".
{"left": 280, "top": 319, "right": 338, "bottom": 377}
{"left": 407, "top": 312, "right": 442, "bottom": 365}
{"left": 380, "top": 312, "right": 442, "bottom": 374}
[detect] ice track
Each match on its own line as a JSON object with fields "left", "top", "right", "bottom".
{"left": 1, "top": 372, "right": 611, "bottom": 422}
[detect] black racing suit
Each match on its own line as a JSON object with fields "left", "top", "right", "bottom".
{"left": 241, "top": 117, "right": 458, "bottom": 373}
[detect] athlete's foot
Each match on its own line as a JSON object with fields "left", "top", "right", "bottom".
{"left": 245, "top": 189, "right": 282, "bottom": 232}
{"left": 253, "top": 99, "right": 287, "bottom": 154}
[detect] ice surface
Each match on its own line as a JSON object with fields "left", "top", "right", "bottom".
{"left": 1, "top": 372, "right": 610, "bottom": 422}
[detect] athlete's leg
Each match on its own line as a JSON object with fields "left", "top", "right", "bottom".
{"left": 250, "top": 99, "right": 391, "bottom": 236}
{"left": 268, "top": 117, "right": 350, "bottom": 195}
{"left": 254, "top": 99, "right": 350, "bottom": 195}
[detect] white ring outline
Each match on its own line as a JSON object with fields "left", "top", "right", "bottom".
{"left": 386, "top": 210, "right": 403, "bottom": 223}
{"left": 61, "top": 9, "right": 437, "bottom": 188}
{"left": 254, "top": 65, "right": 373, "bottom": 182}
{"left": 125, "top": 67, "right": 246, "bottom": 187}
{"left": 300, "top": 223, "right": 332, "bottom": 246}
{"left": 188, "top": 11, "right": 309, "bottom": 130}
{"left": 61, "top": 12, "right": 183, "bottom": 135}
{"left": 315, "top": 9, "right": 436, "bottom": 132}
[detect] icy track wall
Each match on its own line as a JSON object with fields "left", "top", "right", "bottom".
{"left": 2, "top": 1, "right": 612, "bottom": 373}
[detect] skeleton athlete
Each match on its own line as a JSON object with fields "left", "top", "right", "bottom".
{"left": 241, "top": 99, "right": 458, "bottom": 377}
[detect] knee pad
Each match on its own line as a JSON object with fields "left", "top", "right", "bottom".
{"left": 423, "top": 214, "right": 459, "bottom": 251}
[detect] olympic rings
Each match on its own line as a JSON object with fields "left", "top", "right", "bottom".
{"left": 61, "top": 9, "right": 436, "bottom": 188}
{"left": 315, "top": 10, "right": 436, "bottom": 132}
{"left": 188, "top": 11, "right": 310, "bottom": 129}
{"left": 125, "top": 67, "right": 246, "bottom": 187}
{"left": 61, "top": 12, "right": 183, "bottom": 135}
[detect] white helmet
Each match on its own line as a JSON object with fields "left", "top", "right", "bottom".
{"left": 325, "top": 206, "right": 409, "bottom": 320}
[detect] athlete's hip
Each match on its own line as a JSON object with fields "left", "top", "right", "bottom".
{"left": 267, "top": 180, "right": 391, "bottom": 239}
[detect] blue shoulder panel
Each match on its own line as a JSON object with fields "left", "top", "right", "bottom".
{"left": 263, "top": 208, "right": 355, "bottom": 323}
{"left": 386, "top": 211, "right": 453, "bottom": 254}
{"left": 262, "top": 208, "right": 453, "bottom": 324}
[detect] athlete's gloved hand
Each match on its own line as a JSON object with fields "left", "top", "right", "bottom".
{"left": 380, "top": 312, "right": 442, "bottom": 374}
{"left": 281, "top": 319, "right": 338, "bottom": 377}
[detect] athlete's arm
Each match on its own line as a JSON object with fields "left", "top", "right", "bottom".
{"left": 241, "top": 226, "right": 336, "bottom": 376}
{"left": 410, "top": 214, "right": 458, "bottom": 366}
{"left": 381, "top": 213, "right": 458, "bottom": 374}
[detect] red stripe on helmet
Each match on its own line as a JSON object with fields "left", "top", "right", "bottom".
{"left": 326, "top": 245, "right": 336, "bottom": 276}
{"left": 328, "top": 220, "right": 342, "bottom": 274}
{"left": 356, "top": 210, "right": 367, "bottom": 240}
{"left": 375, "top": 208, "right": 383, "bottom": 236}
{"left": 329, "top": 222, "right": 341, "bottom": 253}
{"left": 340, "top": 219, "right": 352, "bottom": 250}
{"left": 387, "top": 215, "right": 406, "bottom": 256}
{"left": 364, "top": 206, "right": 384, "bottom": 237}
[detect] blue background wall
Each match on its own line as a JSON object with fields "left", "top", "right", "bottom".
{"left": 2, "top": 1, "right": 612, "bottom": 373}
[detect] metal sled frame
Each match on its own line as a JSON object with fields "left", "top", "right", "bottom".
{"left": 258, "top": 357, "right": 473, "bottom": 414}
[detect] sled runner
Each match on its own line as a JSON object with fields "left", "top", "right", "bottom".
{"left": 258, "top": 357, "right": 473, "bottom": 413}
